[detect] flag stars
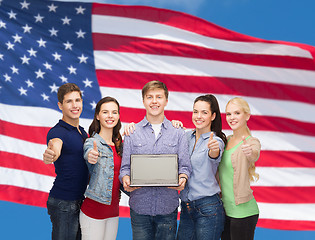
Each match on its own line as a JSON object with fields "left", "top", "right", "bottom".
{"left": 78, "top": 54, "right": 88, "bottom": 63}
{"left": 52, "top": 52, "right": 62, "bottom": 61}
{"left": 43, "top": 62, "right": 52, "bottom": 70}
{"left": 83, "top": 78, "right": 93, "bottom": 87}
{"left": 35, "top": 69, "right": 45, "bottom": 79}
{"left": 0, "top": 20, "right": 7, "bottom": 29}
{"left": 75, "top": 6, "right": 86, "bottom": 14}
{"left": 61, "top": 16, "right": 71, "bottom": 25}
{"left": 76, "top": 29, "right": 86, "bottom": 38}
{"left": 18, "top": 87, "right": 27, "bottom": 96}
{"left": 6, "top": 41, "right": 15, "bottom": 50}
{"left": 41, "top": 93, "right": 49, "bottom": 101}
{"left": 27, "top": 48, "right": 37, "bottom": 57}
{"left": 63, "top": 41, "right": 73, "bottom": 50}
{"left": 21, "top": 55, "right": 30, "bottom": 64}
{"left": 49, "top": 27, "right": 58, "bottom": 37}
{"left": 90, "top": 101, "right": 96, "bottom": 110}
{"left": 20, "top": 0, "right": 30, "bottom": 9}
{"left": 25, "top": 79, "right": 34, "bottom": 88}
{"left": 49, "top": 83, "right": 59, "bottom": 93}
{"left": 37, "top": 38, "right": 47, "bottom": 47}
{"left": 3, "top": 73, "right": 12, "bottom": 82}
{"left": 8, "top": 10, "right": 17, "bottom": 19}
{"left": 12, "top": 34, "right": 22, "bottom": 43}
{"left": 22, "top": 24, "right": 32, "bottom": 33}
{"left": 34, "top": 14, "right": 44, "bottom": 23}
{"left": 68, "top": 65, "right": 77, "bottom": 74}
{"left": 0, "top": 53, "right": 4, "bottom": 60}
{"left": 11, "top": 65, "right": 19, "bottom": 74}
{"left": 48, "top": 3, "right": 58, "bottom": 12}
{"left": 59, "top": 75, "right": 68, "bottom": 83}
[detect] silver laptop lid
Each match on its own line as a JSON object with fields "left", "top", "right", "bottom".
{"left": 130, "top": 154, "right": 178, "bottom": 187}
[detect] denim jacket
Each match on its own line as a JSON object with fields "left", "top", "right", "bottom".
{"left": 83, "top": 133, "right": 114, "bottom": 205}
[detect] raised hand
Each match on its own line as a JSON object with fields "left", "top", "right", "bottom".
{"left": 241, "top": 136, "right": 252, "bottom": 156}
{"left": 207, "top": 132, "right": 220, "bottom": 158}
{"left": 87, "top": 141, "right": 99, "bottom": 164}
{"left": 43, "top": 138, "right": 62, "bottom": 164}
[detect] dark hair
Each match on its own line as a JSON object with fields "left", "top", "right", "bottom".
{"left": 142, "top": 80, "right": 169, "bottom": 99}
{"left": 194, "top": 94, "right": 227, "bottom": 145}
{"left": 57, "top": 83, "right": 82, "bottom": 103}
{"left": 88, "top": 97, "right": 123, "bottom": 156}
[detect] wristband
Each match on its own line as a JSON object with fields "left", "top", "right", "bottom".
{"left": 180, "top": 176, "right": 188, "bottom": 182}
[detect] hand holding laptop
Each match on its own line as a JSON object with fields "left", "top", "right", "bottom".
{"left": 122, "top": 175, "right": 141, "bottom": 192}
{"left": 168, "top": 173, "right": 188, "bottom": 191}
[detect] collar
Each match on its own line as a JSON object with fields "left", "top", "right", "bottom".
{"left": 141, "top": 116, "right": 168, "bottom": 129}
{"left": 59, "top": 119, "right": 82, "bottom": 131}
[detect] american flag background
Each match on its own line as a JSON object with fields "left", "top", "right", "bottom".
{"left": 1, "top": 0, "right": 315, "bottom": 234}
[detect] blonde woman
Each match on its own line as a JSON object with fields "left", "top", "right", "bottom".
{"left": 219, "top": 97, "right": 260, "bottom": 240}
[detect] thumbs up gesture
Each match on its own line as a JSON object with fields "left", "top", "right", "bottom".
{"left": 87, "top": 141, "right": 99, "bottom": 164}
{"left": 207, "top": 132, "right": 220, "bottom": 158}
{"left": 241, "top": 136, "right": 252, "bottom": 156}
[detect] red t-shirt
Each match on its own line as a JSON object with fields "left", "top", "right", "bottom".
{"left": 81, "top": 145, "right": 122, "bottom": 219}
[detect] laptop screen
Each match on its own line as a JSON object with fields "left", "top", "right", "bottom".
{"left": 130, "top": 154, "right": 178, "bottom": 187}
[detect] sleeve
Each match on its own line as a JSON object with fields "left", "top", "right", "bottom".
{"left": 46, "top": 127, "right": 65, "bottom": 145}
{"left": 119, "top": 135, "right": 132, "bottom": 183}
{"left": 177, "top": 129, "right": 192, "bottom": 178}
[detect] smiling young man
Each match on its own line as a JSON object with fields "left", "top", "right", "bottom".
{"left": 43, "top": 83, "right": 89, "bottom": 240}
{"left": 119, "top": 80, "right": 192, "bottom": 240}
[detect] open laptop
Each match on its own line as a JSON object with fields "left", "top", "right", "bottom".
{"left": 129, "top": 154, "right": 179, "bottom": 187}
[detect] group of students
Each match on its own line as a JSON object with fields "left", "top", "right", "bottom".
{"left": 43, "top": 80, "right": 261, "bottom": 240}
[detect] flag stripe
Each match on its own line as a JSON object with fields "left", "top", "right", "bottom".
{"left": 91, "top": 8, "right": 313, "bottom": 58}
{"left": 93, "top": 33, "right": 315, "bottom": 70}
{"left": 94, "top": 51, "right": 315, "bottom": 88}
{"left": 257, "top": 151, "right": 315, "bottom": 168}
{"left": 97, "top": 70, "right": 315, "bottom": 105}
{"left": 99, "top": 87, "right": 315, "bottom": 124}
{"left": 253, "top": 167, "right": 315, "bottom": 186}
{"left": 0, "top": 152, "right": 55, "bottom": 176}
{"left": 0, "top": 167, "right": 54, "bottom": 193}
{"left": 0, "top": 120, "right": 49, "bottom": 144}
{"left": 258, "top": 202, "right": 315, "bottom": 221}
{"left": 257, "top": 219, "right": 315, "bottom": 231}
{"left": 0, "top": 185, "right": 48, "bottom": 208}
{"left": 253, "top": 186, "right": 315, "bottom": 203}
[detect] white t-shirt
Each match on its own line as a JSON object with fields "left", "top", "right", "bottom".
{"left": 151, "top": 123, "right": 162, "bottom": 139}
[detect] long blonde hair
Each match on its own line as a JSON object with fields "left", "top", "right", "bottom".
{"left": 227, "top": 97, "right": 259, "bottom": 182}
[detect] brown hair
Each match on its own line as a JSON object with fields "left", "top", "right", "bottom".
{"left": 194, "top": 94, "right": 227, "bottom": 145}
{"left": 88, "top": 97, "right": 123, "bottom": 156}
{"left": 142, "top": 80, "right": 169, "bottom": 99}
{"left": 57, "top": 83, "right": 82, "bottom": 103}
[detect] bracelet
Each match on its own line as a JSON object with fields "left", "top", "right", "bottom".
{"left": 180, "top": 176, "right": 188, "bottom": 182}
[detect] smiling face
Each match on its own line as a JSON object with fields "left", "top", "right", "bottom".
{"left": 58, "top": 91, "right": 82, "bottom": 125}
{"left": 143, "top": 88, "right": 168, "bottom": 123}
{"left": 192, "top": 100, "right": 216, "bottom": 134}
{"left": 225, "top": 102, "right": 250, "bottom": 131}
{"left": 97, "top": 101, "right": 120, "bottom": 130}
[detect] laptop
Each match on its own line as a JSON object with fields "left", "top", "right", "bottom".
{"left": 129, "top": 154, "right": 179, "bottom": 187}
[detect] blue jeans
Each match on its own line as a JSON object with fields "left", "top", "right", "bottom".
{"left": 177, "top": 195, "right": 225, "bottom": 240}
{"left": 47, "top": 196, "right": 83, "bottom": 240}
{"left": 130, "top": 208, "right": 178, "bottom": 240}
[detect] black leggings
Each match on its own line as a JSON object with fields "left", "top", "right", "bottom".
{"left": 221, "top": 214, "right": 259, "bottom": 240}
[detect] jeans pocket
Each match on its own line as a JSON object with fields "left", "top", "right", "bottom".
{"left": 197, "top": 201, "right": 219, "bottom": 217}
